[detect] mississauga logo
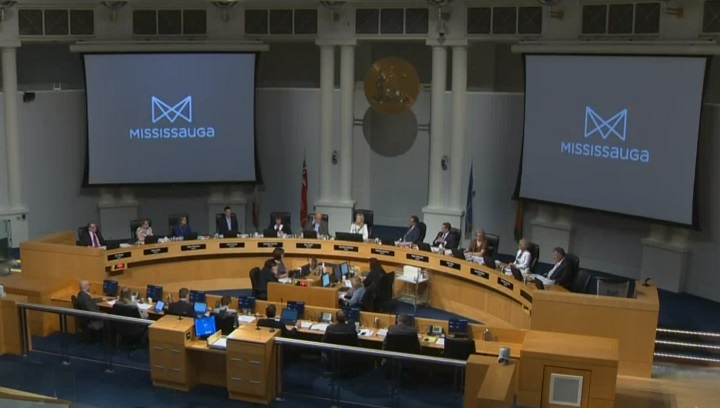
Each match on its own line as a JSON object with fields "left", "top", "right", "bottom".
{"left": 560, "top": 106, "right": 650, "bottom": 163}
{"left": 129, "top": 96, "right": 215, "bottom": 139}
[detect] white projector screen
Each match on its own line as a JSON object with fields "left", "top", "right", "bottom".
{"left": 84, "top": 53, "right": 258, "bottom": 185}
{"left": 515, "top": 54, "right": 706, "bottom": 226}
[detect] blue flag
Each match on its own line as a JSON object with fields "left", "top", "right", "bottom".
{"left": 465, "top": 163, "right": 474, "bottom": 237}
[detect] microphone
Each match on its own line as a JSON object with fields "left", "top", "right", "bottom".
{"left": 643, "top": 277, "right": 651, "bottom": 287}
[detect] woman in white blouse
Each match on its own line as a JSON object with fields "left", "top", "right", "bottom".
{"left": 349, "top": 213, "right": 369, "bottom": 240}
{"left": 509, "top": 238, "right": 532, "bottom": 271}
{"left": 135, "top": 219, "right": 154, "bottom": 242}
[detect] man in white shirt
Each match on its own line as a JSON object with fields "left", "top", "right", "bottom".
{"left": 271, "top": 215, "right": 292, "bottom": 235}
{"left": 543, "top": 247, "right": 573, "bottom": 288}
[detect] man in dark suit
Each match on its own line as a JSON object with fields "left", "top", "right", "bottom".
{"left": 212, "top": 295, "right": 237, "bottom": 335}
{"left": 400, "top": 216, "right": 421, "bottom": 244}
{"left": 167, "top": 288, "right": 194, "bottom": 317}
{"left": 257, "top": 304, "right": 297, "bottom": 336}
{"left": 322, "top": 310, "right": 358, "bottom": 342}
{"left": 310, "top": 212, "right": 329, "bottom": 236}
{"left": 270, "top": 215, "right": 292, "bottom": 235}
{"left": 217, "top": 206, "right": 239, "bottom": 235}
{"left": 544, "top": 247, "right": 573, "bottom": 289}
{"left": 432, "top": 222, "right": 458, "bottom": 249}
{"left": 256, "top": 260, "right": 279, "bottom": 300}
{"left": 76, "top": 280, "right": 103, "bottom": 330}
{"left": 80, "top": 222, "right": 106, "bottom": 248}
{"left": 383, "top": 312, "right": 419, "bottom": 351}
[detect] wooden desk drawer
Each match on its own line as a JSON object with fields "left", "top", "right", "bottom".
{"left": 149, "top": 327, "right": 189, "bottom": 345}
{"left": 227, "top": 341, "right": 266, "bottom": 357}
{"left": 227, "top": 376, "right": 266, "bottom": 396}
{"left": 227, "top": 359, "right": 266, "bottom": 383}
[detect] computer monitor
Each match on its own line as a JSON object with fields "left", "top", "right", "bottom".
{"left": 194, "top": 302, "right": 207, "bottom": 317}
{"left": 302, "top": 230, "right": 317, "bottom": 239}
{"left": 320, "top": 312, "right": 333, "bottom": 323}
{"left": 263, "top": 229, "right": 278, "bottom": 238}
{"left": 144, "top": 235, "right": 160, "bottom": 244}
{"left": 183, "top": 232, "right": 198, "bottom": 240}
{"left": 510, "top": 266, "right": 524, "bottom": 282}
{"left": 280, "top": 308, "right": 299, "bottom": 325}
{"left": 103, "top": 280, "right": 118, "bottom": 297}
{"left": 482, "top": 256, "right": 495, "bottom": 268}
{"left": 448, "top": 318, "right": 468, "bottom": 336}
{"left": 146, "top": 284, "right": 163, "bottom": 301}
{"left": 321, "top": 273, "right": 331, "bottom": 288}
{"left": 194, "top": 316, "right": 217, "bottom": 339}
{"left": 238, "top": 296, "right": 256, "bottom": 314}
{"left": 224, "top": 230, "right": 239, "bottom": 238}
{"left": 335, "top": 232, "right": 364, "bottom": 242}
{"left": 417, "top": 242, "right": 431, "bottom": 252}
{"left": 286, "top": 301, "right": 305, "bottom": 318}
{"left": 154, "top": 300, "right": 165, "bottom": 313}
{"left": 189, "top": 290, "right": 206, "bottom": 304}
{"left": 333, "top": 264, "right": 343, "bottom": 282}
{"left": 344, "top": 307, "right": 360, "bottom": 324}
{"left": 339, "top": 262, "right": 349, "bottom": 277}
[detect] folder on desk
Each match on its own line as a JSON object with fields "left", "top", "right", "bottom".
{"left": 311, "top": 323, "right": 329, "bottom": 332}
{"left": 358, "top": 329, "right": 374, "bottom": 337}
{"left": 238, "top": 315, "right": 256, "bottom": 324}
{"left": 377, "top": 329, "right": 388, "bottom": 337}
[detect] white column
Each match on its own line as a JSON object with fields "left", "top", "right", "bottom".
{"left": 3, "top": 47, "right": 22, "bottom": 211}
{"left": 318, "top": 44, "right": 335, "bottom": 202}
{"left": 427, "top": 45, "right": 447, "bottom": 209}
{"left": 449, "top": 44, "right": 467, "bottom": 209}
{"left": 339, "top": 44, "right": 355, "bottom": 202}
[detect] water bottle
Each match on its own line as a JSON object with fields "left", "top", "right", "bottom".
{"left": 373, "top": 317, "right": 379, "bottom": 329}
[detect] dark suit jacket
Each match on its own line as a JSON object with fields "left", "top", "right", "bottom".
{"left": 322, "top": 323, "right": 358, "bottom": 343}
{"left": 363, "top": 269, "right": 385, "bottom": 288}
{"left": 546, "top": 259, "right": 573, "bottom": 289}
{"left": 256, "top": 267, "right": 278, "bottom": 299}
{"left": 387, "top": 324, "right": 418, "bottom": 336}
{"left": 310, "top": 220, "right": 328, "bottom": 236}
{"left": 217, "top": 215, "right": 239, "bottom": 234}
{"left": 76, "top": 291, "right": 103, "bottom": 330}
{"left": 79, "top": 230, "right": 106, "bottom": 247}
{"left": 402, "top": 226, "right": 420, "bottom": 243}
{"left": 257, "top": 318, "right": 296, "bottom": 337}
{"left": 172, "top": 223, "right": 193, "bottom": 237}
{"left": 432, "top": 231, "right": 458, "bottom": 250}
{"left": 167, "top": 300, "right": 194, "bottom": 317}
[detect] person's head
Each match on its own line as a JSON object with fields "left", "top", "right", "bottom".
{"left": 119, "top": 287, "right": 132, "bottom": 302}
{"left": 79, "top": 280, "right": 90, "bottom": 292}
{"left": 179, "top": 216, "right": 187, "bottom": 226}
{"left": 441, "top": 222, "right": 451, "bottom": 233}
{"left": 351, "top": 276, "right": 362, "bottom": 289}
{"left": 553, "top": 247, "right": 566, "bottom": 262}
{"left": 355, "top": 213, "right": 364, "bottom": 225}
{"left": 87, "top": 222, "right": 98, "bottom": 233}
{"left": 314, "top": 212, "right": 323, "bottom": 222}
{"left": 275, "top": 215, "right": 283, "bottom": 225}
{"left": 476, "top": 228, "right": 486, "bottom": 241}
{"left": 409, "top": 215, "right": 419, "bottom": 227}
{"left": 179, "top": 288, "right": 189, "bottom": 301}
{"left": 220, "top": 295, "right": 231, "bottom": 307}
{"left": 518, "top": 238, "right": 529, "bottom": 251}
{"left": 224, "top": 206, "right": 232, "bottom": 217}
{"left": 272, "top": 247, "right": 285, "bottom": 262}
{"left": 141, "top": 219, "right": 150, "bottom": 229}
{"left": 396, "top": 312, "right": 410, "bottom": 326}
{"left": 369, "top": 258, "right": 383, "bottom": 273}
{"left": 266, "top": 304, "right": 277, "bottom": 318}
{"left": 336, "top": 310, "right": 347, "bottom": 324}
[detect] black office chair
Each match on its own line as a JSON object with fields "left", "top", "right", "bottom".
{"left": 168, "top": 213, "right": 189, "bottom": 236}
{"left": 528, "top": 243, "right": 540, "bottom": 274}
{"left": 111, "top": 304, "right": 147, "bottom": 350}
{"left": 322, "top": 330, "right": 360, "bottom": 375}
{"left": 565, "top": 253, "right": 580, "bottom": 284}
{"left": 383, "top": 331, "right": 422, "bottom": 386}
{"left": 376, "top": 272, "right": 395, "bottom": 313}
{"left": 269, "top": 212, "right": 292, "bottom": 229}
{"left": 249, "top": 267, "right": 261, "bottom": 298}
{"left": 485, "top": 233, "right": 500, "bottom": 257}
{"left": 571, "top": 269, "right": 592, "bottom": 294}
{"left": 353, "top": 209, "right": 374, "bottom": 237}
{"left": 360, "top": 284, "right": 378, "bottom": 312}
{"left": 71, "top": 295, "right": 102, "bottom": 343}
{"left": 130, "top": 219, "right": 151, "bottom": 241}
{"left": 76, "top": 227, "right": 87, "bottom": 246}
{"left": 443, "top": 337, "right": 476, "bottom": 389}
{"left": 214, "top": 312, "right": 238, "bottom": 335}
{"left": 447, "top": 228, "right": 461, "bottom": 250}
{"left": 417, "top": 222, "right": 427, "bottom": 243}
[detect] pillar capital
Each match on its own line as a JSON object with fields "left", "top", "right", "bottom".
{"left": 0, "top": 41, "right": 21, "bottom": 49}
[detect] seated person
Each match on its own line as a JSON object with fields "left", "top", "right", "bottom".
{"left": 310, "top": 211, "right": 329, "bottom": 236}
{"left": 398, "top": 215, "right": 421, "bottom": 245}
{"left": 349, "top": 213, "right": 369, "bottom": 241}
{"left": 363, "top": 258, "right": 385, "bottom": 288}
{"left": 117, "top": 287, "right": 148, "bottom": 319}
{"left": 213, "top": 295, "right": 237, "bottom": 335}
{"left": 432, "top": 222, "right": 458, "bottom": 249}
{"left": 272, "top": 247, "right": 288, "bottom": 278}
{"left": 135, "top": 219, "right": 154, "bottom": 242}
{"left": 167, "top": 288, "right": 194, "bottom": 317}
{"left": 256, "top": 304, "right": 297, "bottom": 337}
{"left": 299, "top": 257, "right": 321, "bottom": 277}
{"left": 383, "top": 312, "right": 420, "bottom": 351}
{"left": 543, "top": 247, "right": 573, "bottom": 289}
{"left": 217, "top": 206, "right": 239, "bottom": 235}
{"left": 76, "top": 280, "right": 103, "bottom": 330}
{"left": 322, "top": 310, "right": 358, "bottom": 343}
{"left": 269, "top": 215, "right": 292, "bottom": 236}
{"left": 257, "top": 260, "right": 279, "bottom": 300}
{"left": 342, "top": 276, "right": 366, "bottom": 308}
{"left": 465, "top": 228, "right": 488, "bottom": 257}
{"left": 80, "top": 222, "right": 106, "bottom": 248}
{"left": 507, "top": 238, "right": 532, "bottom": 272}
{"left": 172, "top": 216, "right": 193, "bottom": 237}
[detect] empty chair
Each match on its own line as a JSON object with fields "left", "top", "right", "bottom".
{"left": 564, "top": 253, "right": 580, "bottom": 283}
{"left": 443, "top": 337, "right": 476, "bottom": 389}
{"left": 528, "top": 243, "right": 540, "bottom": 274}
{"left": 571, "top": 269, "right": 592, "bottom": 294}
{"left": 485, "top": 233, "right": 500, "bottom": 257}
{"left": 384, "top": 331, "right": 421, "bottom": 354}
{"left": 376, "top": 271, "right": 395, "bottom": 313}
{"left": 322, "top": 330, "right": 360, "bottom": 374}
{"left": 214, "top": 312, "right": 238, "bottom": 335}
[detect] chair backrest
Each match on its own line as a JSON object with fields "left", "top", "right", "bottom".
{"left": 168, "top": 213, "right": 189, "bottom": 235}
{"left": 384, "top": 331, "right": 421, "bottom": 354}
{"left": 323, "top": 329, "right": 359, "bottom": 347}
{"left": 565, "top": 253, "right": 580, "bottom": 282}
{"left": 249, "top": 267, "right": 261, "bottom": 297}
{"left": 353, "top": 209, "right": 374, "bottom": 228}
{"left": 76, "top": 227, "right": 87, "bottom": 243}
{"left": 214, "top": 312, "right": 237, "bottom": 335}
{"left": 444, "top": 337, "right": 476, "bottom": 360}
{"left": 130, "top": 219, "right": 151, "bottom": 240}
{"left": 111, "top": 303, "right": 145, "bottom": 337}
{"left": 269, "top": 212, "right": 291, "bottom": 228}
{"left": 377, "top": 271, "right": 395, "bottom": 302}
{"left": 448, "top": 228, "right": 461, "bottom": 250}
{"left": 571, "top": 269, "right": 592, "bottom": 294}
{"left": 485, "top": 233, "right": 500, "bottom": 257}
{"left": 71, "top": 295, "right": 79, "bottom": 309}
{"left": 417, "top": 222, "right": 427, "bottom": 243}
{"left": 528, "top": 243, "right": 540, "bottom": 273}
{"left": 596, "top": 277, "right": 630, "bottom": 298}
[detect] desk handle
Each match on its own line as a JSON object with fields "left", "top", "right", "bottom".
{"left": 154, "top": 365, "right": 164, "bottom": 369}
{"left": 230, "top": 377, "right": 243, "bottom": 382}
{"left": 249, "top": 360, "right": 261, "bottom": 365}
{"left": 152, "top": 346, "right": 164, "bottom": 351}
{"left": 171, "top": 349, "right": 181, "bottom": 354}
{"left": 230, "top": 358, "right": 244, "bottom": 362}
{"left": 250, "top": 381, "right": 261, "bottom": 385}
{"left": 171, "top": 368, "right": 181, "bottom": 372}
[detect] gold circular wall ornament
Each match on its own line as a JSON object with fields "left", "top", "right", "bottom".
{"left": 363, "top": 57, "right": 420, "bottom": 115}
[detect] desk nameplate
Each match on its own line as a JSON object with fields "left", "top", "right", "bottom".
{"left": 143, "top": 247, "right": 168, "bottom": 256}
{"left": 297, "top": 242, "right": 322, "bottom": 250}
{"left": 334, "top": 244, "right": 359, "bottom": 252}
{"left": 219, "top": 242, "right": 245, "bottom": 249}
{"left": 471, "top": 268, "right": 489, "bottom": 279}
{"left": 181, "top": 244, "right": 206, "bottom": 252}
{"left": 407, "top": 253, "right": 429, "bottom": 263}
{"left": 258, "top": 242, "right": 283, "bottom": 248}
{"left": 107, "top": 251, "right": 131, "bottom": 261}
{"left": 520, "top": 290, "right": 532, "bottom": 303}
{"left": 440, "top": 259, "right": 461, "bottom": 270}
{"left": 497, "top": 277, "right": 514, "bottom": 291}
{"left": 371, "top": 248, "right": 395, "bottom": 257}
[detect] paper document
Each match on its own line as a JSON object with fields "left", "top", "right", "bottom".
{"left": 300, "top": 321, "right": 313, "bottom": 329}
{"left": 137, "top": 303, "right": 152, "bottom": 311}
{"left": 311, "top": 323, "right": 329, "bottom": 332}
{"left": 377, "top": 329, "right": 388, "bottom": 337}
{"left": 344, "top": 279, "right": 352, "bottom": 288}
{"left": 279, "top": 278, "right": 292, "bottom": 284}
{"left": 209, "top": 337, "right": 227, "bottom": 350}
{"left": 106, "top": 300, "right": 116, "bottom": 307}
{"left": 238, "top": 315, "right": 256, "bottom": 323}
{"left": 436, "top": 338, "right": 445, "bottom": 347}
{"left": 358, "top": 329, "right": 374, "bottom": 337}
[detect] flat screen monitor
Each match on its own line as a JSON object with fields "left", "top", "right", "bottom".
{"left": 146, "top": 284, "right": 163, "bottom": 301}
{"left": 154, "top": 300, "right": 165, "bottom": 313}
{"left": 339, "top": 262, "right": 349, "bottom": 277}
{"left": 321, "top": 273, "right": 331, "bottom": 288}
{"left": 193, "top": 302, "right": 207, "bottom": 316}
{"left": 344, "top": 307, "right": 360, "bottom": 324}
{"left": 302, "top": 230, "right": 317, "bottom": 239}
{"left": 335, "top": 232, "right": 364, "bottom": 242}
{"left": 189, "top": 290, "right": 206, "bottom": 304}
{"left": 280, "top": 308, "right": 298, "bottom": 325}
{"left": 286, "top": 301, "right": 305, "bottom": 318}
{"left": 103, "top": 280, "right": 118, "bottom": 297}
{"left": 448, "top": 318, "right": 468, "bottom": 335}
{"left": 194, "top": 316, "right": 217, "bottom": 338}
{"left": 238, "top": 296, "right": 256, "bottom": 313}
{"left": 333, "top": 264, "right": 343, "bottom": 283}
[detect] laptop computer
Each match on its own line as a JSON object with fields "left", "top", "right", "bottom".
{"left": 381, "top": 239, "right": 396, "bottom": 246}
{"left": 154, "top": 300, "right": 165, "bottom": 313}
{"left": 451, "top": 249, "right": 466, "bottom": 260}
{"left": 144, "top": 235, "right": 160, "bottom": 244}
{"left": 482, "top": 256, "right": 495, "bottom": 268}
{"left": 417, "top": 242, "right": 432, "bottom": 252}
{"left": 183, "top": 232, "right": 198, "bottom": 240}
{"left": 335, "top": 232, "right": 364, "bottom": 242}
{"left": 302, "top": 230, "right": 317, "bottom": 239}
{"left": 263, "top": 229, "right": 278, "bottom": 238}
{"left": 510, "top": 266, "right": 524, "bottom": 282}
{"left": 280, "top": 308, "right": 299, "bottom": 325}
{"left": 106, "top": 242, "right": 121, "bottom": 250}
{"left": 534, "top": 279, "right": 546, "bottom": 290}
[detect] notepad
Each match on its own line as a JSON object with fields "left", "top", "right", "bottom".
{"left": 209, "top": 337, "right": 227, "bottom": 350}
{"left": 300, "top": 321, "right": 313, "bottom": 329}
{"left": 238, "top": 315, "right": 256, "bottom": 323}
{"left": 422, "top": 336, "right": 438, "bottom": 343}
{"left": 377, "top": 329, "right": 388, "bottom": 337}
{"left": 279, "top": 278, "right": 292, "bottom": 284}
{"left": 436, "top": 338, "right": 445, "bottom": 347}
{"left": 311, "top": 323, "right": 329, "bottom": 332}
{"left": 106, "top": 300, "right": 116, "bottom": 307}
{"left": 137, "top": 303, "right": 152, "bottom": 311}
{"left": 358, "top": 329, "right": 374, "bottom": 337}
